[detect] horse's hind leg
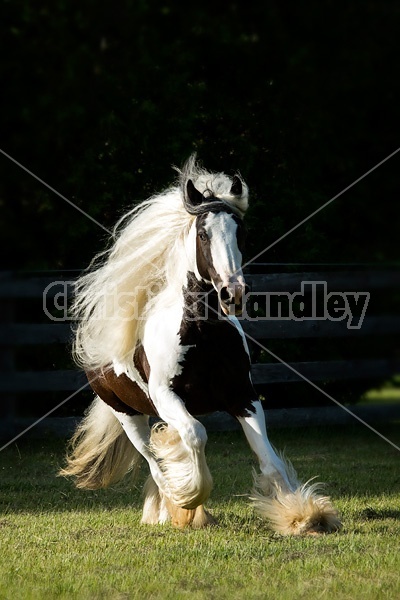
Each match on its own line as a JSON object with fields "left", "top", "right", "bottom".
{"left": 109, "top": 411, "right": 171, "bottom": 524}
{"left": 237, "top": 400, "right": 341, "bottom": 535}
{"left": 141, "top": 472, "right": 170, "bottom": 525}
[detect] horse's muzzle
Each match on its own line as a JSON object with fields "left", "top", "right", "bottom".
{"left": 218, "top": 283, "right": 249, "bottom": 317}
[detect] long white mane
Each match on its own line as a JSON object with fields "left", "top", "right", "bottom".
{"left": 72, "top": 154, "right": 249, "bottom": 370}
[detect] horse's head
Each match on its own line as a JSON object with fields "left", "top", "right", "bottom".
{"left": 183, "top": 175, "right": 249, "bottom": 317}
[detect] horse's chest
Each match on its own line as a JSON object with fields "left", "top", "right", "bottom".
{"left": 171, "top": 320, "right": 256, "bottom": 415}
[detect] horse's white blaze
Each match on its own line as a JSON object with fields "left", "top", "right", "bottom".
{"left": 204, "top": 212, "right": 244, "bottom": 290}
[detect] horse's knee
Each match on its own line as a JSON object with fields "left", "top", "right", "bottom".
{"left": 180, "top": 418, "right": 207, "bottom": 453}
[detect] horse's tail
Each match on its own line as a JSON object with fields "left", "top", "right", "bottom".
{"left": 59, "top": 396, "right": 141, "bottom": 489}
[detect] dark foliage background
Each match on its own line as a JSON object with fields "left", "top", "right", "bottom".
{"left": 1, "top": 0, "right": 399, "bottom": 268}
{"left": 0, "top": 1, "right": 399, "bottom": 414}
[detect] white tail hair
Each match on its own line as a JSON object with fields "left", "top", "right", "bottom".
{"left": 71, "top": 154, "right": 249, "bottom": 371}
{"left": 59, "top": 397, "right": 142, "bottom": 489}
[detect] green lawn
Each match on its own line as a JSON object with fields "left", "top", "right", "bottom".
{"left": 0, "top": 424, "right": 399, "bottom": 599}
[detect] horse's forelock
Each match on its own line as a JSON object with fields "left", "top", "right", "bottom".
{"left": 178, "top": 154, "right": 248, "bottom": 219}
{"left": 192, "top": 199, "right": 238, "bottom": 217}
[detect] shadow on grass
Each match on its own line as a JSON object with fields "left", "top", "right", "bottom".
{"left": 0, "top": 425, "right": 399, "bottom": 515}
{"left": 360, "top": 507, "right": 400, "bottom": 520}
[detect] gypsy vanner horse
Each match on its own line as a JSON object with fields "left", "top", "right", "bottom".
{"left": 60, "top": 155, "right": 341, "bottom": 535}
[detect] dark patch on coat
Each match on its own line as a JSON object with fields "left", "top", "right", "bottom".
{"left": 171, "top": 273, "right": 257, "bottom": 418}
{"left": 85, "top": 345, "right": 157, "bottom": 417}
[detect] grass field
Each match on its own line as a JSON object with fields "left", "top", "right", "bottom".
{"left": 0, "top": 423, "right": 399, "bottom": 599}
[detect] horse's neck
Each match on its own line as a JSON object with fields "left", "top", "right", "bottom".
{"left": 183, "top": 272, "right": 221, "bottom": 322}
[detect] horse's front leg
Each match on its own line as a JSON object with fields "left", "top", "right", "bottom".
{"left": 150, "top": 382, "right": 208, "bottom": 457}
{"left": 237, "top": 400, "right": 341, "bottom": 535}
{"left": 147, "top": 380, "right": 214, "bottom": 521}
{"left": 142, "top": 306, "right": 214, "bottom": 525}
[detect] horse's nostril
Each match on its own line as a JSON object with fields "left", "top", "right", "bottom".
{"left": 219, "top": 287, "right": 231, "bottom": 302}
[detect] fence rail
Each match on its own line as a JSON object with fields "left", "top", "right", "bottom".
{"left": 2, "top": 314, "right": 400, "bottom": 347}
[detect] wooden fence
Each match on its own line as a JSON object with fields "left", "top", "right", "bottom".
{"left": 1, "top": 269, "right": 400, "bottom": 434}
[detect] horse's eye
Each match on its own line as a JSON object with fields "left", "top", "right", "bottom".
{"left": 198, "top": 231, "right": 208, "bottom": 242}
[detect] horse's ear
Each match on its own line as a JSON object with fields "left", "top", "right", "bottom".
{"left": 186, "top": 179, "right": 204, "bottom": 207}
{"left": 230, "top": 175, "right": 243, "bottom": 196}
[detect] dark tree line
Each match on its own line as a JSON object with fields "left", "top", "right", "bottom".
{"left": 1, "top": 0, "right": 399, "bottom": 270}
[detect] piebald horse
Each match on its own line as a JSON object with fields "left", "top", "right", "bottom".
{"left": 60, "top": 155, "right": 341, "bottom": 534}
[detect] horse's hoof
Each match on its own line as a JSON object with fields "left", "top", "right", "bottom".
{"left": 166, "top": 501, "right": 216, "bottom": 529}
